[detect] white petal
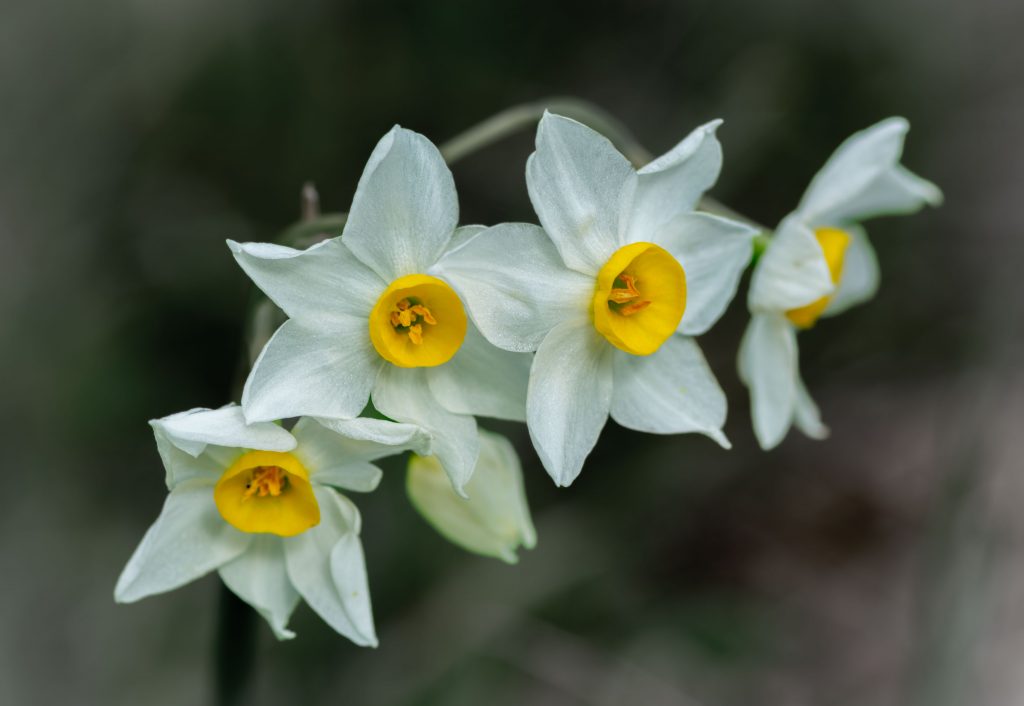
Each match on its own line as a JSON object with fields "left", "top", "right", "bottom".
{"left": 748, "top": 215, "right": 834, "bottom": 313}
{"left": 242, "top": 319, "right": 382, "bottom": 423}
{"left": 818, "top": 163, "right": 943, "bottom": 225}
{"left": 228, "top": 238, "right": 384, "bottom": 324}
{"left": 426, "top": 322, "right": 531, "bottom": 422}
{"left": 626, "top": 120, "right": 723, "bottom": 241}
{"left": 284, "top": 488, "right": 377, "bottom": 646}
{"left": 407, "top": 429, "right": 536, "bottom": 564}
{"left": 653, "top": 212, "right": 757, "bottom": 335}
{"left": 610, "top": 335, "right": 730, "bottom": 447}
{"left": 218, "top": 535, "right": 300, "bottom": 640}
{"left": 342, "top": 126, "right": 458, "bottom": 281}
{"left": 435, "top": 222, "right": 592, "bottom": 352}
{"left": 151, "top": 405, "right": 296, "bottom": 458}
{"left": 527, "top": 320, "right": 614, "bottom": 487}
{"left": 737, "top": 313, "right": 798, "bottom": 450}
{"left": 291, "top": 417, "right": 427, "bottom": 492}
{"left": 372, "top": 366, "right": 480, "bottom": 496}
{"left": 793, "top": 374, "right": 829, "bottom": 440}
{"left": 797, "top": 117, "right": 918, "bottom": 224}
{"left": 526, "top": 112, "right": 637, "bottom": 274}
{"left": 115, "top": 482, "right": 250, "bottom": 603}
{"left": 823, "top": 226, "right": 880, "bottom": 317}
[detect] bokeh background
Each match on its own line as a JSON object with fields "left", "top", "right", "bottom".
{"left": 3, "top": 0, "right": 1022, "bottom": 704}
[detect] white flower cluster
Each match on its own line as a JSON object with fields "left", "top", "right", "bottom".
{"left": 115, "top": 111, "right": 940, "bottom": 643}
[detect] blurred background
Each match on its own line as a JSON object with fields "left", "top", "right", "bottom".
{"left": 2, "top": 0, "right": 1022, "bottom": 704}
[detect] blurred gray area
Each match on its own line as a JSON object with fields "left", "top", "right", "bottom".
{"left": 1, "top": 0, "right": 1022, "bottom": 704}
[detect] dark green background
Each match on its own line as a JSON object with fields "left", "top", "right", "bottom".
{"left": 3, "top": 1, "right": 1021, "bottom": 704}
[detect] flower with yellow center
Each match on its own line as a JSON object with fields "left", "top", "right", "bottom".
{"left": 740, "top": 117, "right": 943, "bottom": 450}
{"left": 436, "top": 112, "right": 757, "bottom": 486}
{"left": 228, "top": 126, "right": 531, "bottom": 495}
{"left": 115, "top": 404, "right": 430, "bottom": 643}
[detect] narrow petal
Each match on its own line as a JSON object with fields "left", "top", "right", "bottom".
{"left": 284, "top": 488, "right": 377, "bottom": 646}
{"left": 228, "top": 238, "right": 384, "bottom": 325}
{"left": 737, "top": 313, "right": 798, "bottom": 450}
{"left": 653, "top": 212, "right": 757, "bottom": 335}
{"left": 823, "top": 226, "right": 880, "bottom": 318}
{"left": 218, "top": 536, "right": 300, "bottom": 640}
{"left": 242, "top": 319, "right": 382, "bottom": 423}
{"left": 407, "top": 429, "right": 536, "bottom": 564}
{"left": 748, "top": 215, "right": 834, "bottom": 313}
{"left": 527, "top": 320, "right": 614, "bottom": 487}
{"left": 372, "top": 366, "right": 480, "bottom": 495}
{"left": 793, "top": 374, "right": 829, "bottom": 440}
{"left": 151, "top": 405, "right": 296, "bottom": 458}
{"left": 610, "top": 335, "right": 730, "bottom": 447}
{"left": 426, "top": 322, "right": 531, "bottom": 422}
{"left": 626, "top": 120, "right": 724, "bottom": 241}
{"left": 435, "top": 222, "right": 593, "bottom": 353}
{"left": 797, "top": 117, "right": 911, "bottom": 224}
{"left": 292, "top": 417, "right": 428, "bottom": 493}
{"left": 115, "top": 482, "right": 250, "bottom": 603}
{"left": 818, "top": 163, "right": 943, "bottom": 225}
{"left": 526, "top": 112, "right": 637, "bottom": 274}
{"left": 342, "top": 126, "right": 458, "bottom": 281}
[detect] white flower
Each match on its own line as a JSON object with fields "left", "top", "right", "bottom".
{"left": 229, "top": 126, "right": 531, "bottom": 496}
{"left": 740, "top": 117, "right": 942, "bottom": 450}
{"left": 435, "top": 112, "right": 757, "bottom": 486}
{"left": 114, "top": 405, "right": 429, "bottom": 643}
{"left": 407, "top": 429, "right": 536, "bottom": 564}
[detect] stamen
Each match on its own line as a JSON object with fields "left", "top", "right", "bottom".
{"left": 608, "top": 273, "right": 651, "bottom": 316}
{"left": 242, "top": 466, "right": 288, "bottom": 501}
{"left": 389, "top": 297, "right": 437, "bottom": 345}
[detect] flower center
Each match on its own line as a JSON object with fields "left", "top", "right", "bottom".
{"left": 369, "top": 274, "right": 467, "bottom": 368}
{"left": 592, "top": 242, "right": 686, "bottom": 356}
{"left": 785, "top": 227, "right": 852, "bottom": 329}
{"left": 214, "top": 450, "right": 320, "bottom": 537}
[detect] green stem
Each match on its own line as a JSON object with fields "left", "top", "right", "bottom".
{"left": 439, "top": 96, "right": 653, "bottom": 168}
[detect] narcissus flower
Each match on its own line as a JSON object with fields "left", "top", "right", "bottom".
{"left": 229, "top": 126, "right": 530, "bottom": 495}
{"left": 407, "top": 429, "right": 536, "bottom": 563}
{"left": 739, "top": 117, "right": 942, "bottom": 450}
{"left": 436, "top": 112, "right": 757, "bottom": 486}
{"left": 114, "top": 405, "right": 428, "bottom": 643}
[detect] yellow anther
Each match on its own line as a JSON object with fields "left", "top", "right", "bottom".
{"left": 242, "top": 465, "right": 287, "bottom": 500}
{"left": 408, "top": 324, "right": 424, "bottom": 345}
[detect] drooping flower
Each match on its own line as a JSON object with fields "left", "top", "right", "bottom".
{"left": 436, "top": 112, "right": 758, "bottom": 486}
{"left": 114, "top": 404, "right": 429, "bottom": 643}
{"left": 407, "top": 429, "right": 536, "bottom": 563}
{"left": 229, "top": 127, "right": 531, "bottom": 495}
{"left": 739, "top": 117, "right": 942, "bottom": 450}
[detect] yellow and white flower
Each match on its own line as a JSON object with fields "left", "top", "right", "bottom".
{"left": 436, "top": 113, "right": 757, "bottom": 486}
{"left": 114, "top": 404, "right": 429, "bottom": 643}
{"left": 407, "top": 429, "right": 536, "bottom": 564}
{"left": 229, "top": 127, "right": 530, "bottom": 495}
{"left": 739, "top": 117, "right": 942, "bottom": 449}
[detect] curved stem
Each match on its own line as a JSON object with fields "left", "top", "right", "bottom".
{"left": 439, "top": 97, "right": 653, "bottom": 168}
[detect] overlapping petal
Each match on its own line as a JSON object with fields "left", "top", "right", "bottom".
{"left": 626, "top": 120, "right": 723, "bottom": 241}
{"left": 748, "top": 216, "right": 834, "bottom": 313}
{"left": 526, "top": 113, "right": 637, "bottom": 274}
{"left": 218, "top": 535, "right": 300, "bottom": 640}
{"left": 283, "top": 488, "right": 376, "bottom": 647}
{"left": 527, "top": 320, "right": 614, "bottom": 487}
{"left": 426, "top": 323, "right": 531, "bottom": 422}
{"left": 610, "top": 335, "right": 729, "bottom": 446}
{"left": 242, "top": 319, "right": 381, "bottom": 423}
{"left": 228, "top": 238, "right": 384, "bottom": 324}
{"left": 342, "top": 126, "right": 459, "bottom": 281}
{"left": 823, "top": 225, "right": 880, "bottom": 318}
{"left": 115, "top": 482, "right": 250, "bottom": 603}
{"left": 372, "top": 366, "right": 479, "bottom": 496}
{"left": 653, "top": 212, "right": 757, "bottom": 335}
{"left": 737, "top": 313, "right": 798, "bottom": 450}
{"left": 436, "top": 222, "right": 592, "bottom": 352}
